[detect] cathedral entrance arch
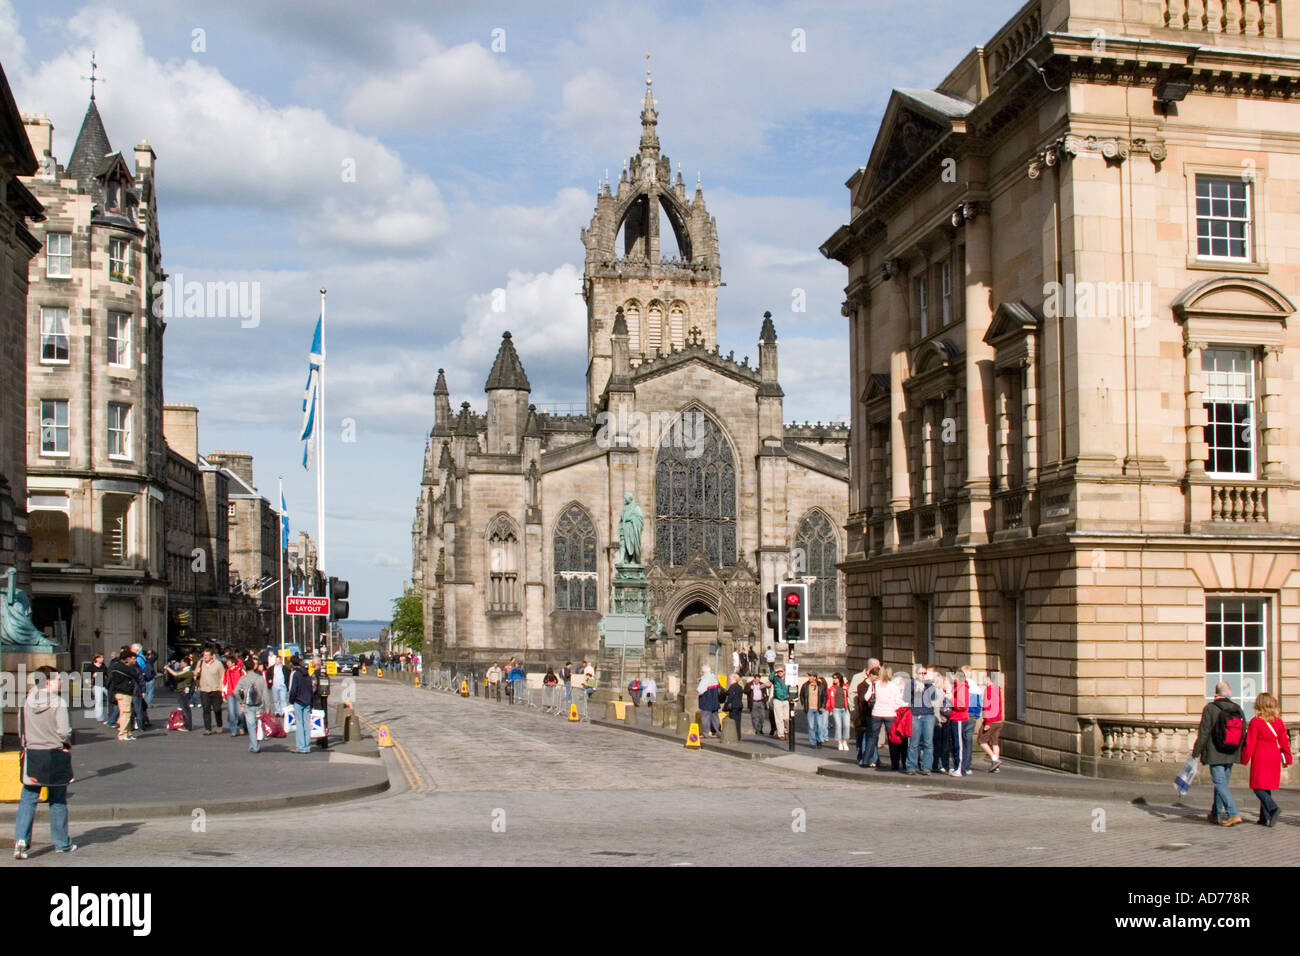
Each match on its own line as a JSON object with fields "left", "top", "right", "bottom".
{"left": 662, "top": 586, "right": 739, "bottom": 712}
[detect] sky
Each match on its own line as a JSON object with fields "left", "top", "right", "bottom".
{"left": 2, "top": 0, "right": 1027, "bottom": 617}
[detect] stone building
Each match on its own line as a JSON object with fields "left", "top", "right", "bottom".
{"left": 413, "top": 76, "right": 850, "bottom": 693}
{"left": 286, "top": 530, "right": 325, "bottom": 652}
{"left": 821, "top": 0, "right": 1300, "bottom": 774}
{"left": 0, "top": 64, "right": 41, "bottom": 594}
{"left": 20, "top": 97, "right": 167, "bottom": 663}
{"left": 205, "top": 449, "right": 280, "bottom": 646}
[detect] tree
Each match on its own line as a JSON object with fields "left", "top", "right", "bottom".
{"left": 389, "top": 589, "right": 422, "bottom": 651}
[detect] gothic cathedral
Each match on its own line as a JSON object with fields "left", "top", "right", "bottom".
{"left": 411, "top": 74, "right": 849, "bottom": 693}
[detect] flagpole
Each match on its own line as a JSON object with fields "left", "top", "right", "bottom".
{"left": 279, "top": 476, "right": 287, "bottom": 659}
{"left": 317, "top": 288, "right": 327, "bottom": 655}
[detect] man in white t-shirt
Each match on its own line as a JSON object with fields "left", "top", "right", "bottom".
{"left": 764, "top": 646, "right": 776, "bottom": 675}
{"left": 486, "top": 662, "right": 503, "bottom": 701}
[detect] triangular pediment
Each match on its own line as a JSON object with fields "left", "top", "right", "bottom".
{"left": 860, "top": 372, "right": 890, "bottom": 407}
{"left": 984, "top": 301, "right": 1043, "bottom": 347}
{"left": 855, "top": 90, "right": 973, "bottom": 209}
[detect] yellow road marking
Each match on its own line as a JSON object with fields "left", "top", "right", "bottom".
{"left": 357, "top": 712, "right": 424, "bottom": 792}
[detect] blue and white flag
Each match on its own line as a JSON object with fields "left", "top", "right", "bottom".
{"left": 300, "top": 316, "right": 322, "bottom": 469}
{"left": 280, "top": 490, "right": 290, "bottom": 551}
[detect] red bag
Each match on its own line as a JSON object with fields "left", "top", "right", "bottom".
{"left": 167, "top": 708, "right": 186, "bottom": 731}
{"left": 890, "top": 707, "right": 913, "bottom": 743}
{"left": 259, "top": 712, "right": 287, "bottom": 739}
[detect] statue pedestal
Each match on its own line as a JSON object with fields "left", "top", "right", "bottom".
{"left": 599, "top": 563, "right": 649, "bottom": 691}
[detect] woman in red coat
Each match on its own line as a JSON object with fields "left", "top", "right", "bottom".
{"left": 1240, "top": 692, "right": 1292, "bottom": 827}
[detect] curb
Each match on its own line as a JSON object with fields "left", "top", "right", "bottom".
{"left": 0, "top": 773, "right": 390, "bottom": 822}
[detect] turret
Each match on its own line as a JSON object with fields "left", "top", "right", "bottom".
{"left": 484, "top": 331, "right": 530, "bottom": 455}
{"left": 433, "top": 368, "right": 452, "bottom": 437}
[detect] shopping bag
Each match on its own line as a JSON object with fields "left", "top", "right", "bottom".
{"left": 258, "top": 712, "right": 286, "bottom": 739}
{"left": 1174, "top": 754, "right": 1198, "bottom": 795}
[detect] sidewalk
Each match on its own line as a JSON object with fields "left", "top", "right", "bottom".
{"left": 592, "top": 710, "right": 1297, "bottom": 807}
{"left": 0, "top": 708, "right": 388, "bottom": 821}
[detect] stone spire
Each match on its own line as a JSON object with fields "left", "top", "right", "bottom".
{"left": 454, "top": 401, "right": 475, "bottom": 436}
{"left": 432, "top": 368, "right": 452, "bottom": 437}
{"left": 639, "top": 53, "right": 658, "bottom": 154}
{"left": 759, "top": 311, "right": 777, "bottom": 344}
{"left": 484, "top": 331, "right": 531, "bottom": 391}
{"left": 67, "top": 96, "right": 111, "bottom": 195}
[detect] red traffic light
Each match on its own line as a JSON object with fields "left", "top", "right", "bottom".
{"left": 785, "top": 592, "right": 801, "bottom": 605}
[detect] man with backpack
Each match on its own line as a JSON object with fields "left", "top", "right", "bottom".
{"left": 1191, "top": 682, "right": 1247, "bottom": 826}
{"left": 235, "top": 660, "right": 267, "bottom": 753}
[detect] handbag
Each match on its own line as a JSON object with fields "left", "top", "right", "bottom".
{"left": 18, "top": 704, "right": 74, "bottom": 789}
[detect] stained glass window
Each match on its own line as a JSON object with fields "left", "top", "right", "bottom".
{"left": 655, "top": 411, "right": 736, "bottom": 567}
{"left": 797, "top": 512, "right": 838, "bottom": 619}
{"left": 553, "top": 504, "right": 597, "bottom": 611}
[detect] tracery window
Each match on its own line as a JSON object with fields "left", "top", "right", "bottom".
{"left": 553, "top": 504, "right": 597, "bottom": 611}
{"left": 796, "top": 511, "right": 838, "bottom": 619}
{"left": 487, "top": 514, "right": 519, "bottom": 611}
{"left": 655, "top": 411, "right": 736, "bottom": 567}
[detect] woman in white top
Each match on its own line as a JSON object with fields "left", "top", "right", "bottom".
{"left": 870, "top": 668, "right": 907, "bottom": 771}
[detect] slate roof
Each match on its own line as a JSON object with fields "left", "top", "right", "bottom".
{"left": 67, "top": 98, "right": 112, "bottom": 196}
{"left": 484, "top": 331, "right": 531, "bottom": 391}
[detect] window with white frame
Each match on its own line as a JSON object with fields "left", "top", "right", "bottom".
{"left": 1195, "top": 176, "right": 1251, "bottom": 261}
{"left": 938, "top": 259, "right": 952, "bottom": 327}
{"left": 46, "top": 233, "right": 72, "bottom": 278}
{"left": 1202, "top": 347, "right": 1255, "bottom": 477}
{"left": 39, "top": 399, "right": 69, "bottom": 456}
{"left": 28, "top": 495, "right": 70, "bottom": 563}
{"left": 107, "top": 403, "right": 131, "bottom": 459}
{"left": 107, "top": 312, "right": 132, "bottom": 368}
{"left": 1205, "top": 596, "right": 1266, "bottom": 720}
{"left": 108, "top": 237, "right": 131, "bottom": 281}
{"left": 913, "top": 273, "right": 929, "bottom": 338}
{"left": 39, "top": 307, "right": 70, "bottom": 363}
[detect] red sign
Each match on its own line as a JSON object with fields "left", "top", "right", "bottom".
{"left": 286, "top": 595, "right": 330, "bottom": 616}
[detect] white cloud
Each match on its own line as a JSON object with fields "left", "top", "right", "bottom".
{"left": 15, "top": 9, "right": 447, "bottom": 253}
{"left": 344, "top": 37, "right": 531, "bottom": 131}
{"left": 0, "top": 0, "right": 27, "bottom": 76}
{"left": 371, "top": 552, "right": 405, "bottom": 568}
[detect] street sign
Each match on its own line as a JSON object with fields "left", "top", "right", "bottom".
{"left": 286, "top": 595, "right": 330, "bottom": 616}
{"left": 786, "top": 662, "right": 799, "bottom": 687}
{"left": 602, "top": 613, "right": 646, "bottom": 648}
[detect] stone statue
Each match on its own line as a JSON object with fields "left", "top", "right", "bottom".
{"left": 617, "top": 492, "right": 644, "bottom": 566}
{"left": 1, "top": 567, "right": 57, "bottom": 650}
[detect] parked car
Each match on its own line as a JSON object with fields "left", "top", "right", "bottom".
{"left": 334, "top": 653, "right": 361, "bottom": 675}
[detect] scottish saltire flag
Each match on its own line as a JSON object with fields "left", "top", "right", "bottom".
{"left": 300, "top": 316, "right": 322, "bottom": 469}
{"left": 280, "top": 491, "right": 290, "bottom": 551}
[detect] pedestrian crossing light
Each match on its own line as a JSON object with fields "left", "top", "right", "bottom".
{"left": 778, "top": 582, "right": 808, "bottom": 643}
{"left": 329, "top": 576, "right": 350, "bottom": 622}
{"left": 765, "top": 590, "right": 780, "bottom": 641}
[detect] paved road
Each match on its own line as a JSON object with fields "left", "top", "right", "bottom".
{"left": 6, "top": 677, "right": 1298, "bottom": 866}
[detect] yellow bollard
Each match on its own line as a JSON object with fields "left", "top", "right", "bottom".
{"left": 0, "top": 752, "right": 20, "bottom": 802}
{"left": 685, "top": 722, "right": 702, "bottom": 749}
{"left": 377, "top": 667, "right": 383, "bottom": 678}
{"left": 414, "top": 676, "right": 420, "bottom": 688}
{"left": 459, "top": 680, "right": 469, "bottom": 697}
{"left": 569, "top": 703, "right": 580, "bottom": 722}
{"left": 377, "top": 724, "right": 394, "bottom": 748}
{"left": 361, "top": 664, "right": 367, "bottom": 675}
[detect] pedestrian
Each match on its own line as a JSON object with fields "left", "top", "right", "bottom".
{"left": 107, "top": 648, "right": 139, "bottom": 741}
{"left": 131, "top": 642, "right": 152, "bottom": 732}
{"left": 236, "top": 660, "right": 267, "bottom": 753}
{"left": 747, "top": 672, "right": 770, "bottom": 737}
{"left": 561, "top": 661, "right": 573, "bottom": 704}
{"left": 764, "top": 646, "right": 776, "bottom": 675}
{"left": 872, "top": 667, "right": 905, "bottom": 771}
{"left": 642, "top": 675, "right": 657, "bottom": 705}
{"left": 222, "top": 653, "right": 246, "bottom": 736}
{"left": 14, "top": 667, "right": 76, "bottom": 859}
{"left": 507, "top": 659, "right": 526, "bottom": 704}
{"left": 1241, "top": 692, "right": 1292, "bottom": 827}
{"left": 854, "top": 665, "right": 879, "bottom": 765}
{"left": 543, "top": 666, "right": 560, "bottom": 712}
{"left": 1190, "top": 681, "right": 1248, "bottom": 825}
{"left": 267, "top": 654, "right": 290, "bottom": 716}
{"left": 88, "top": 652, "right": 108, "bottom": 724}
{"left": 195, "top": 647, "right": 226, "bottom": 734}
{"left": 747, "top": 645, "right": 758, "bottom": 677}
{"left": 770, "top": 665, "right": 791, "bottom": 740}
{"left": 581, "top": 661, "right": 596, "bottom": 698}
{"left": 725, "top": 674, "right": 744, "bottom": 738}
{"left": 628, "top": 678, "right": 643, "bottom": 706}
{"left": 979, "top": 672, "right": 1005, "bottom": 773}
{"left": 288, "top": 654, "right": 314, "bottom": 754}
{"left": 905, "top": 666, "right": 938, "bottom": 775}
{"left": 948, "top": 666, "right": 973, "bottom": 776}
{"left": 828, "top": 672, "right": 851, "bottom": 751}
{"left": 935, "top": 672, "right": 954, "bottom": 773}
{"left": 487, "top": 662, "right": 503, "bottom": 701}
{"left": 144, "top": 649, "right": 159, "bottom": 707}
{"left": 732, "top": 647, "right": 741, "bottom": 678}
{"left": 697, "top": 665, "right": 721, "bottom": 738}
{"left": 799, "top": 672, "right": 829, "bottom": 748}
{"left": 165, "top": 654, "right": 195, "bottom": 732}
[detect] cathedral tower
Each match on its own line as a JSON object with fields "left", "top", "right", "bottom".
{"left": 581, "top": 65, "right": 722, "bottom": 409}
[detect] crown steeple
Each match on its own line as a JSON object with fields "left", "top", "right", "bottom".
{"left": 639, "top": 53, "right": 658, "bottom": 155}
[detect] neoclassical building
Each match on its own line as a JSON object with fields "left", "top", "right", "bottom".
{"left": 412, "top": 77, "right": 849, "bottom": 691}
{"left": 822, "top": 0, "right": 1300, "bottom": 774}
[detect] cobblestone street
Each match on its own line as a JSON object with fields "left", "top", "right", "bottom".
{"left": 4, "top": 677, "right": 1297, "bottom": 867}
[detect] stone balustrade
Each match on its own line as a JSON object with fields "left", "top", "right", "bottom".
{"left": 1159, "top": 0, "right": 1280, "bottom": 36}
{"left": 1210, "top": 484, "right": 1268, "bottom": 523}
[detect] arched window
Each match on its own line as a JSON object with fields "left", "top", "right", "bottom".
{"left": 655, "top": 411, "right": 736, "bottom": 567}
{"left": 623, "top": 301, "right": 641, "bottom": 352}
{"left": 487, "top": 514, "right": 519, "bottom": 612}
{"left": 553, "top": 504, "right": 597, "bottom": 611}
{"left": 647, "top": 303, "right": 664, "bottom": 353}
{"left": 797, "top": 512, "right": 838, "bottom": 619}
{"left": 669, "top": 303, "right": 686, "bottom": 349}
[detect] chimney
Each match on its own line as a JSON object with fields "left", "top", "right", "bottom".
{"left": 22, "top": 113, "right": 53, "bottom": 164}
{"left": 162, "top": 403, "right": 200, "bottom": 462}
{"left": 207, "top": 450, "right": 256, "bottom": 488}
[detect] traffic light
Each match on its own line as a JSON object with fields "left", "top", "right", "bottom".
{"left": 329, "top": 576, "right": 350, "bottom": 622}
{"left": 765, "top": 590, "right": 780, "bottom": 641}
{"left": 778, "top": 582, "right": 808, "bottom": 643}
